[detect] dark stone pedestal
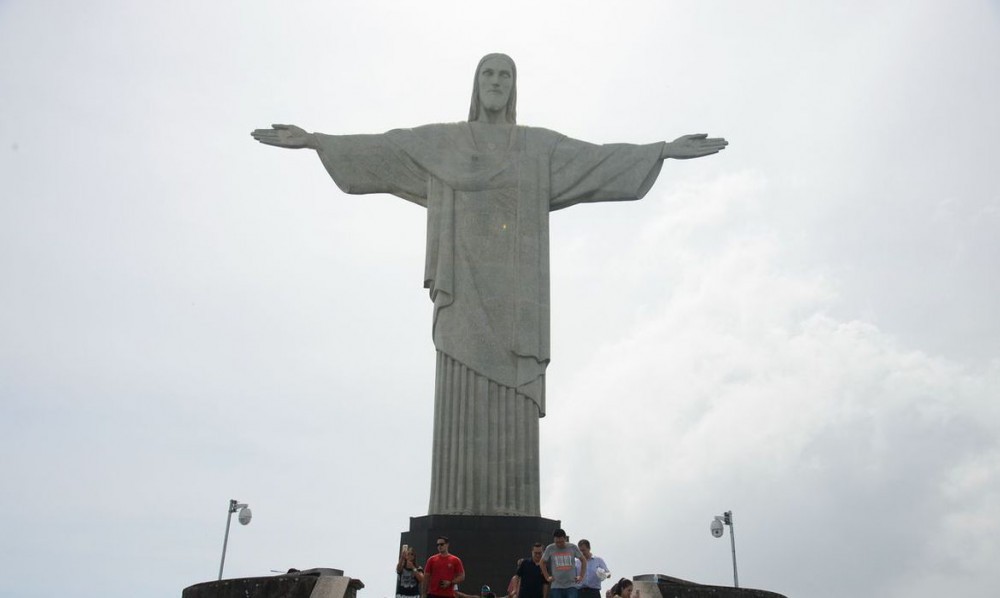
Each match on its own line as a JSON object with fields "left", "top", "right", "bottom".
{"left": 401, "top": 515, "right": 561, "bottom": 593}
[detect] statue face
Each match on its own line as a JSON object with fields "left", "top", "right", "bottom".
{"left": 477, "top": 56, "right": 514, "bottom": 114}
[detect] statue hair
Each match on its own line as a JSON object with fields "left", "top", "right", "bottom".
{"left": 468, "top": 53, "right": 517, "bottom": 124}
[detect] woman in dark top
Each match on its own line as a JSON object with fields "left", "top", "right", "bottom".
{"left": 396, "top": 545, "right": 425, "bottom": 598}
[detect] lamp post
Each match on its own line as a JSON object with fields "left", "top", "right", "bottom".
{"left": 710, "top": 510, "right": 738, "bottom": 588}
{"left": 218, "top": 499, "right": 252, "bottom": 580}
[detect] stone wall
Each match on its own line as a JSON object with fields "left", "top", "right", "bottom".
{"left": 635, "top": 574, "right": 787, "bottom": 598}
{"left": 182, "top": 571, "right": 362, "bottom": 598}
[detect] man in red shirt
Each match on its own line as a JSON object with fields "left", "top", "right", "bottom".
{"left": 424, "top": 536, "right": 466, "bottom": 598}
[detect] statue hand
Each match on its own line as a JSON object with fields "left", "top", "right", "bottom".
{"left": 251, "top": 124, "right": 317, "bottom": 149}
{"left": 662, "top": 133, "right": 728, "bottom": 159}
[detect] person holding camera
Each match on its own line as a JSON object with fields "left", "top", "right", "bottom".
{"left": 396, "top": 545, "right": 424, "bottom": 598}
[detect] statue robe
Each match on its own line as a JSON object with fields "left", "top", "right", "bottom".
{"left": 315, "top": 123, "right": 664, "bottom": 515}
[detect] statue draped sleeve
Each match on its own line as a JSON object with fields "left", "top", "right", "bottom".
{"left": 313, "top": 132, "right": 430, "bottom": 206}
{"left": 546, "top": 136, "right": 666, "bottom": 210}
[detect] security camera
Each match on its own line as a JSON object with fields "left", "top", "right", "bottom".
{"left": 710, "top": 518, "right": 724, "bottom": 538}
{"left": 238, "top": 507, "right": 253, "bottom": 525}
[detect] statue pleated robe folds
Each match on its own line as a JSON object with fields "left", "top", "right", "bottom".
{"left": 315, "top": 123, "right": 664, "bottom": 516}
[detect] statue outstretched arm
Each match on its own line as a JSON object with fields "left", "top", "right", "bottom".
{"left": 253, "top": 124, "right": 431, "bottom": 205}
{"left": 251, "top": 124, "right": 320, "bottom": 150}
{"left": 661, "top": 133, "right": 728, "bottom": 159}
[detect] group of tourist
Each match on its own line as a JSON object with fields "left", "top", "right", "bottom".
{"left": 395, "top": 529, "right": 637, "bottom": 598}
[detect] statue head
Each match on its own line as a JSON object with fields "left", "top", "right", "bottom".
{"left": 468, "top": 53, "right": 517, "bottom": 124}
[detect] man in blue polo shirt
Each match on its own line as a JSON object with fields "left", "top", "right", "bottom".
{"left": 574, "top": 539, "right": 608, "bottom": 598}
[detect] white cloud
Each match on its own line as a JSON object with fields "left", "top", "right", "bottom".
{"left": 544, "top": 173, "right": 1000, "bottom": 595}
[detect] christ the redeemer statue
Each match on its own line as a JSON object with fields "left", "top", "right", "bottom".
{"left": 252, "top": 53, "right": 727, "bottom": 517}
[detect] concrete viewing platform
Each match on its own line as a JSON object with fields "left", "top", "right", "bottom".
{"left": 182, "top": 570, "right": 788, "bottom": 598}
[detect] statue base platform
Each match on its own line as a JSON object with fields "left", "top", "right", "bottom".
{"left": 401, "top": 514, "right": 561, "bottom": 593}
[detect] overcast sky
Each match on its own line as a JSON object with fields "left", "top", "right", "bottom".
{"left": 2, "top": 1, "right": 999, "bottom": 597}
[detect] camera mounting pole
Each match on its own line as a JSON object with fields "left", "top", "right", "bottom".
{"left": 710, "top": 510, "right": 738, "bottom": 588}
{"left": 218, "top": 499, "right": 251, "bottom": 581}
